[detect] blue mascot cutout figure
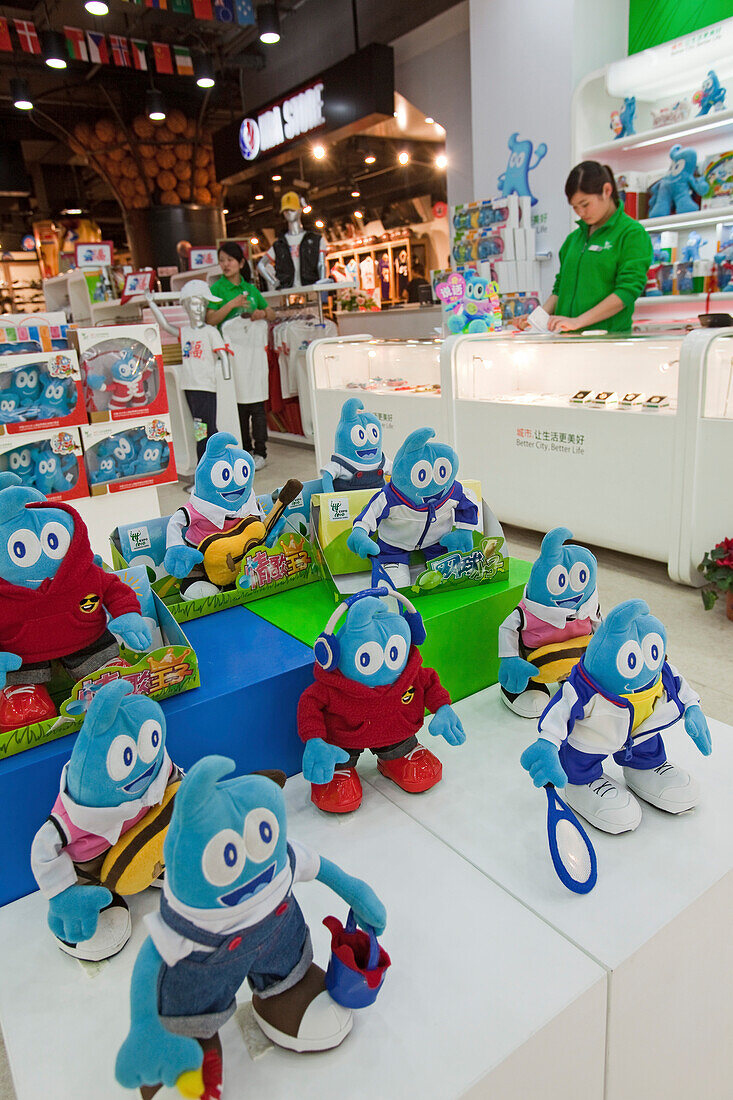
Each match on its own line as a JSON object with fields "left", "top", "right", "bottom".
{"left": 697, "top": 69, "right": 726, "bottom": 116}
{"left": 521, "top": 599, "right": 711, "bottom": 835}
{"left": 648, "top": 144, "right": 709, "bottom": 218}
{"left": 347, "top": 427, "right": 479, "bottom": 590}
{"left": 0, "top": 472, "right": 151, "bottom": 732}
{"left": 115, "top": 756, "right": 387, "bottom": 1098}
{"left": 497, "top": 132, "right": 548, "bottom": 206}
{"left": 30, "top": 680, "right": 181, "bottom": 962}
{"left": 298, "top": 587, "right": 465, "bottom": 813}
{"left": 615, "top": 96, "right": 636, "bottom": 138}
{"left": 498, "top": 527, "right": 601, "bottom": 719}
{"left": 320, "top": 398, "right": 392, "bottom": 493}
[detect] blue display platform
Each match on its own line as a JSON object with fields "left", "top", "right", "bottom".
{"left": 0, "top": 606, "right": 314, "bottom": 907}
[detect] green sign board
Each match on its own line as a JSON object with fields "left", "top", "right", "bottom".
{"left": 629, "top": 0, "right": 733, "bottom": 55}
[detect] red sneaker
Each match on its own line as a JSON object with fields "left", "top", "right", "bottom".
{"left": 0, "top": 684, "right": 56, "bottom": 733}
{"left": 377, "top": 745, "right": 443, "bottom": 793}
{"left": 311, "top": 768, "right": 363, "bottom": 814}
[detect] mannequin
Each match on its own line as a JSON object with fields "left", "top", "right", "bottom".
{"left": 146, "top": 281, "right": 231, "bottom": 461}
{"left": 258, "top": 191, "right": 328, "bottom": 289}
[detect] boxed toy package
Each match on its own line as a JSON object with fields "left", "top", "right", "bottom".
{"left": 0, "top": 312, "right": 70, "bottom": 351}
{"left": 0, "top": 350, "right": 85, "bottom": 433}
{"left": 435, "top": 271, "right": 502, "bottom": 334}
{"left": 71, "top": 323, "right": 168, "bottom": 422}
{"left": 81, "top": 414, "right": 176, "bottom": 494}
{"left": 702, "top": 150, "right": 733, "bottom": 209}
{"left": 0, "top": 426, "right": 89, "bottom": 501}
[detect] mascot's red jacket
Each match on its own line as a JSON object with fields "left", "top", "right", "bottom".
{"left": 297, "top": 646, "right": 450, "bottom": 751}
{"left": 0, "top": 502, "right": 140, "bottom": 664}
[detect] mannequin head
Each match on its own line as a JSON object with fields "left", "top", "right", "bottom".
{"left": 181, "top": 279, "right": 219, "bottom": 328}
{"left": 280, "top": 191, "right": 303, "bottom": 235}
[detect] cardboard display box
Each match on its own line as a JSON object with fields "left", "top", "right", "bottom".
{"left": 81, "top": 414, "right": 177, "bottom": 494}
{"left": 0, "top": 426, "right": 89, "bottom": 502}
{"left": 0, "top": 350, "right": 86, "bottom": 435}
{"left": 71, "top": 323, "right": 169, "bottom": 423}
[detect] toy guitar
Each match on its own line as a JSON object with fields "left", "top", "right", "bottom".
{"left": 199, "top": 478, "right": 303, "bottom": 587}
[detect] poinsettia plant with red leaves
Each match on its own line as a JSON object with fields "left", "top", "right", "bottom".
{"left": 698, "top": 537, "right": 733, "bottom": 609}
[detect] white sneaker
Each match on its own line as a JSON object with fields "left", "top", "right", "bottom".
{"left": 182, "top": 580, "right": 221, "bottom": 601}
{"left": 500, "top": 683, "right": 550, "bottom": 719}
{"left": 253, "top": 454, "right": 267, "bottom": 470}
{"left": 623, "top": 761, "right": 700, "bottom": 814}
{"left": 253, "top": 991, "right": 353, "bottom": 1053}
{"left": 564, "top": 773, "right": 642, "bottom": 834}
{"left": 55, "top": 898, "right": 131, "bottom": 962}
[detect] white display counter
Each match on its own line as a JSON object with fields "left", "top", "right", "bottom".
{"left": 308, "top": 335, "right": 447, "bottom": 472}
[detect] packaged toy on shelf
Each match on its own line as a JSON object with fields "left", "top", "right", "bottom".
{"left": 694, "top": 69, "right": 726, "bottom": 116}
{"left": 0, "top": 350, "right": 85, "bottom": 432}
{"left": 701, "top": 150, "right": 733, "bottom": 209}
{"left": 0, "top": 427, "right": 89, "bottom": 501}
{"left": 0, "top": 474, "right": 152, "bottom": 734}
{"left": 299, "top": 586, "right": 465, "bottom": 813}
{"left": 347, "top": 427, "right": 482, "bottom": 590}
{"left": 320, "top": 397, "right": 392, "bottom": 492}
{"left": 435, "top": 271, "right": 502, "bottom": 335}
{"left": 610, "top": 95, "right": 635, "bottom": 138}
{"left": 82, "top": 415, "right": 176, "bottom": 494}
{"left": 521, "top": 599, "right": 711, "bottom": 839}
{"left": 72, "top": 324, "right": 168, "bottom": 422}
{"left": 648, "top": 145, "right": 709, "bottom": 218}
{"left": 115, "top": 756, "right": 388, "bottom": 1096}
{"left": 0, "top": 311, "right": 70, "bottom": 351}
{"left": 498, "top": 527, "right": 601, "bottom": 718}
{"left": 30, "top": 680, "right": 182, "bottom": 962}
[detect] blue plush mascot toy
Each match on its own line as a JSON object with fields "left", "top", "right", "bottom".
{"left": 648, "top": 145, "right": 709, "bottom": 218}
{"left": 320, "top": 397, "right": 391, "bottom": 493}
{"left": 521, "top": 599, "right": 711, "bottom": 835}
{"left": 115, "top": 756, "right": 386, "bottom": 1099}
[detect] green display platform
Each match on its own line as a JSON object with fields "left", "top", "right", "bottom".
{"left": 248, "top": 557, "right": 531, "bottom": 703}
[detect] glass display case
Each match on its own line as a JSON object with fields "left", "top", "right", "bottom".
{"left": 308, "top": 335, "right": 446, "bottom": 471}
{"left": 443, "top": 332, "right": 684, "bottom": 564}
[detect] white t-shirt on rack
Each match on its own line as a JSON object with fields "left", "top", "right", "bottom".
{"left": 359, "top": 255, "right": 376, "bottom": 290}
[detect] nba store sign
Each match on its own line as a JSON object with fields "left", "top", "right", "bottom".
{"left": 239, "top": 83, "right": 325, "bottom": 162}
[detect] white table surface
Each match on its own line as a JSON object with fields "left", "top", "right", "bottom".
{"left": 0, "top": 771, "right": 605, "bottom": 1100}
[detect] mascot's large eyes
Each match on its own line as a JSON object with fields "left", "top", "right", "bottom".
{"left": 38, "top": 460, "right": 50, "bottom": 475}
{"left": 568, "top": 562, "right": 590, "bottom": 591}
{"left": 384, "top": 634, "right": 408, "bottom": 670}
{"left": 616, "top": 639, "right": 643, "bottom": 678}
{"left": 41, "top": 522, "right": 70, "bottom": 559}
{"left": 232, "top": 457, "right": 252, "bottom": 485}
{"left": 7, "top": 528, "right": 41, "bottom": 568}
{"left": 210, "top": 460, "right": 234, "bottom": 488}
{"left": 433, "top": 458, "right": 452, "bottom": 485}
{"left": 642, "top": 632, "right": 664, "bottom": 670}
{"left": 15, "top": 371, "right": 29, "bottom": 388}
{"left": 137, "top": 718, "right": 163, "bottom": 763}
{"left": 351, "top": 425, "right": 367, "bottom": 446}
{"left": 410, "top": 459, "right": 432, "bottom": 488}
{"left": 202, "top": 829, "right": 246, "bottom": 886}
{"left": 243, "top": 808, "right": 279, "bottom": 863}
{"left": 106, "top": 735, "right": 138, "bottom": 781}
{"left": 354, "top": 640, "right": 384, "bottom": 675}
{"left": 546, "top": 565, "right": 569, "bottom": 596}
{"left": 366, "top": 423, "right": 380, "bottom": 444}
{"left": 142, "top": 448, "right": 156, "bottom": 463}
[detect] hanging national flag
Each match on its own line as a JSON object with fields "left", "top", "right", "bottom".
{"left": 214, "top": 0, "right": 235, "bottom": 23}
{"left": 192, "top": 0, "right": 213, "bottom": 18}
{"left": 170, "top": 0, "right": 192, "bottom": 12}
{"left": 130, "top": 39, "right": 148, "bottom": 70}
{"left": 86, "top": 30, "right": 109, "bottom": 64}
{"left": 14, "top": 19, "right": 40, "bottom": 55}
{"left": 145, "top": 0, "right": 168, "bottom": 8}
{"left": 0, "top": 17, "right": 12, "bottom": 51}
{"left": 152, "top": 41, "right": 173, "bottom": 75}
{"left": 234, "top": 0, "right": 255, "bottom": 25}
{"left": 64, "top": 26, "right": 89, "bottom": 62}
{"left": 173, "top": 45, "right": 194, "bottom": 76}
{"left": 109, "top": 34, "right": 131, "bottom": 66}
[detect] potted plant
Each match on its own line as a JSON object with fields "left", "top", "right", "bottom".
{"left": 698, "top": 537, "right": 733, "bottom": 618}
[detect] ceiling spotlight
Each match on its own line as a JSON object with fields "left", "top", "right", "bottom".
{"left": 354, "top": 209, "right": 363, "bottom": 219}
{"left": 424, "top": 116, "right": 435, "bottom": 124}
{"left": 146, "top": 88, "right": 166, "bottom": 122}
{"left": 11, "top": 78, "right": 33, "bottom": 111}
{"left": 251, "top": 237, "right": 259, "bottom": 245}
{"left": 85, "top": 0, "right": 109, "bottom": 13}
{"left": 315, "top": 219, "right": 324, "bottom": 228}
{"left": 435, "top": 153, "right": 448, "bottom": 169}
{"left": 254, "top": 193, "right": 264, "bottom": 200}
{"left": 312, "top": 144, "right": 326, "bottom": 160}
{"left": 42, "top": 30, "right": 67, "bottom": 70}
{"left": 258, "top": 3, "right": 281, "bottom": 45}
{"left": 195, "top": 53, "right": 216, "bottom": 89}
{"left": 271, "top": 174, "right": 281, "bottom": 181}
{"left": 61, "top": 208, "right": 83, "bottom": 215}
{"left": 364, "top": 155, "right": 376, "bottom": 165}
{"left": 302, "top": 203, "right": 312, "bottom": 213}
{"left": 398, "top": 150, "right": 409, "bottom": 166}
{"left": 223, "top": 208, "right": 229, "bottom": 214}
{"left": 351, "top": 187, "right": 360, "bottom": 198}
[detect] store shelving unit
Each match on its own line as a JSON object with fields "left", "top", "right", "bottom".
{"left": 1, "top": 253, "right": 44, "bottom": 314}
{"left": 326, "top": 234, "right": 428, "bottom": 306}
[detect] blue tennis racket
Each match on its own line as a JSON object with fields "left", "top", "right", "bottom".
{"left": 544, "top": 784, "right": 597, "bottom": 894}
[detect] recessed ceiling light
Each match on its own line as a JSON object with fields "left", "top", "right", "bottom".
{"left": 254, "top": 193, "right": 264, "bottom": 200}
{"left": 312, "top": 144, "right": 326, "bottom": 160}
{"left": 85, "top": 0, "right": 109, "bottom": 14}
{"left": 424, "top": 116, "right": 435, "bottom": 124}
{"left": 435, "top": 153, "right": 448, "bottom": 169}
{"left": 251, "top": 237, "right": 259, "bottom": 245}
{"left": 302, "top": 203, "right": 312, "bottom": 213}
{"left": 315, "top": 219, "right": 324, "bottom": 228}
{"left": 271, "top": 174, "right": 282, "bottom": 181}
{"left": 398, "top": 150, "right": 409, "bottom": 165}
{"left": 364, "top": 155, "right": 376, "bottom": 165}
{"left": 354, "top": 209, "right": 363, "bottom": 219}
{"left": 351, "top": 188, "right": 360, "bottom": 198}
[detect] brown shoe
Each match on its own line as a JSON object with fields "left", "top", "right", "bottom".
{"left": 251, "top": 963, "right": 353, "bottom": 1052}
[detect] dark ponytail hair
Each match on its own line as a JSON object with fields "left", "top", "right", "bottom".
{"left": 565, "top": 161, "right": 620, "bottom": 208}
{"left": 218, "top": 239, "right": 252, "bottom": 282}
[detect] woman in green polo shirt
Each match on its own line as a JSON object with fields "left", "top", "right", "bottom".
{"left": 520, "top": 162, "right": 652, "bottom": 333}
{"left": 207, "top": 240, "right": 275, "bottom": 469}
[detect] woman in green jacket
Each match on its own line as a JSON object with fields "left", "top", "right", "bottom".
{"left": 520, "top": 161, "right": 652, "bottom": 333}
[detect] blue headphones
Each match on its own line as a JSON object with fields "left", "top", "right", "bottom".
{"left": 314, "top": 586, "right": 426, "bottom": 671}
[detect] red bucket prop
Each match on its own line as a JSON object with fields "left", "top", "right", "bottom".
{"left": 323, "top": 908, "right": 391, "bottom": 1008}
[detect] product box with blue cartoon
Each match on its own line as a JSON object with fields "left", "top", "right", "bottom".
{"left": 81, "top": 414, "right": 177, "bottom": 494}
{"left": 70, "top": 323, "right": 169, "bottom": 423}
{"left": 0, "top": 349, "right": 85, "bottom": 434}
{"left": 0, "top": 425, "right": 89, "bottom": 502}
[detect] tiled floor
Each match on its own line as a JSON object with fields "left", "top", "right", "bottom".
{"left": 159, "top": 437, "right": 733, "bottom": 724}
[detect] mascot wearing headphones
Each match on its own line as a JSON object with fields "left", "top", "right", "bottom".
{"left": 297, "top": 586, "right": 466, "bottom": 813}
